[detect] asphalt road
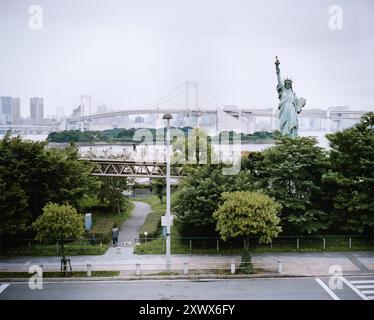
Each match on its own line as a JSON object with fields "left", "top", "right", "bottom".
{"left": 1, "top": 276, "right": 373, "bottom": 300}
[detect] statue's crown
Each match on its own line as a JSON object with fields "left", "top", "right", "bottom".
{"left": 284, "top": 77, "right": 293, "bottom": 84}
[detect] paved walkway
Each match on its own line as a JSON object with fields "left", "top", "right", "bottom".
{"left": 101, "top": 201, "right": 151, "bottom": 258}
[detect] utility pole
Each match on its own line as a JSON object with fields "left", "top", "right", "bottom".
{"left": 162, "top": 113, "right": 173, "bottom": 271}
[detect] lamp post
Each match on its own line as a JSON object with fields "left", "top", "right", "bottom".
{"left": 162, "top": 113, "right": 173, "bottom": 271}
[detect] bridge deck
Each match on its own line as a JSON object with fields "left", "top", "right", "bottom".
{"left": 81, "top": 158, "right": 184, "bottom": 178}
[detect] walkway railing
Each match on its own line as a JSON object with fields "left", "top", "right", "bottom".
{"left": 0, "top": 238, "right": 108, "bottom": 256}
{"left": 134, "top": 235, "right": 374, "bottom": 254}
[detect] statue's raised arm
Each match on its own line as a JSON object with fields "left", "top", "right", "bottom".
{"left": 275, "top": 56, "right": 282, "bottom": 88}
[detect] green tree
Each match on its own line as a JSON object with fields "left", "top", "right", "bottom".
{"left": 152, "top": 178, "right": 165, "bottom": 204}
{"left": 257, "top": 135, "right": 329, "bottom": 234}
{"left": 32, "top": 203, "right": 84, "bottom": 270}
{"left": 323, "top": 112, "right": 374, "bottom": 233}
{"left": 0, "top": 134, "right": 99, "bottom": 238}
{"left": 98, "top": 176, "right": 129, "bottom": 214}
{"left": 42, "top": 143, "right": 100, "bottom": 213}
{"left": 213, "top": 191, "right": 282, "bottom": 243}
{"left": 0, "top": 180, "right": 30, "bottom": 240}
{"left": 172, "top": 164, "right": 243, "bottom": 235}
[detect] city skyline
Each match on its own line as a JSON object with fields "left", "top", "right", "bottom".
{"left": 0, "top": 0, "right": 373, "bottom": 117}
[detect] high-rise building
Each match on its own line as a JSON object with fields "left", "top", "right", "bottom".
{"left": 11, "top": 97, "right": 21, "bottom": 124}
{"left": 0, "top": 96, "right": 12, "bottom": 125}
{"left": 30, "top": 97, "right": 44, "bottom": 124}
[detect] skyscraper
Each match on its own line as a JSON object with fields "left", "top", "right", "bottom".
{"left": 11, "top": 97, "right": 21, "bottom": 124}
{"left": 0, "top": 96, "right": 12, "bottom": 125}
{"left": 30, "top": 97, "right": 44, "bottom": 125}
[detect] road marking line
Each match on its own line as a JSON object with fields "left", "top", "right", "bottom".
{"left": 355, "top": 285, "right": 374, "bottom": 289}
{"left": 350, "top": 280, "right": 374, "bottom": 284}
{"left": 340, "top": 277, "right": 369, "bottom": 300}
{"left": 315, "top": 278, "right": 340, "bottom": 300}
{"left": 0, "top": 284, "right": 10, "bottom": 294}
{"left": 361, "top": 290, "right": 374, "bottom": 294}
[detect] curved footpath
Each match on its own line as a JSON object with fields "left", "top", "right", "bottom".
{"left": 101, "top": 201, "right": 151, "bottom": 258}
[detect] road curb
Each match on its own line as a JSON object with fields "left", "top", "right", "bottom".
{"left": 2, "top": 272, "right": 374, "bottom": 282}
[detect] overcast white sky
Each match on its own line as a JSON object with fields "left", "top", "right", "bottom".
{"left": 0, "top": 0, "right": 373, "bottom": 117}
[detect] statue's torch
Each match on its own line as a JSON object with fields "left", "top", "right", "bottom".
{"left": 275, "top": 56, "right": 280, "bottom": 74}
{"left": 275, "top": 56, "right": 280, "bottom": 67}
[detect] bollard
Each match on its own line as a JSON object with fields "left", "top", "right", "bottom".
{"left": 270, "top": 239, "right": 273, "bottom": 251}
{"left": 28, "top": 241, "right": 31, "bottom": 253}
{"left": 349, "top": 237, "right": 352, "bottom": 249}
{"left": 136, "top": 263, "right": 141, "bottom": 276}
{"left": 56, "top": 241, "right": 59, "bottom": 254}
{"left": 100, "top": 241, "right": 102, "bottom": 250}
{"left": 189, "top": 240, "right": 192, "bottom": 253}
{"left": 217, "top": 240, "right": 219, "bottom": 253}
{"left": 277, "top": 260, "right": 283, "bottom": 274}
{"left": 183, "top": 262, "right": 188, "bottom": 275}
{"left": 231, "top": 261, "right": 236, "bottom": 274}
{"left": 296, "top": 238, "right": 300, "bottom": 251}
{"left": 323, "top": 238, "right": 326, "bottom": 251}
{"left": 87, "top": 264, "right": 92, "bottom": 277}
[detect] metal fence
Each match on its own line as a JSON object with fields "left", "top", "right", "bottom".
{"left": 134, "top": 235, "right": 374, "bottom": 254}
{"left": 0, "top": 238, "right": 108, "bottom": 256}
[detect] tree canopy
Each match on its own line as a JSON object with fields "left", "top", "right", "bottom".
{"left": 323, "top": 112, "right": 374, "bottom": 233}
{"left": 255, "top": 135, "right": 330, "bottom": 234}
{"left": 32, "top": 203, "right": 85, "bottom": 241}
{"left": 213, "top": 191, "right": 282, "bottom": 243}
{"left": 0, "top": 134, "right": 98, "bottom": 238}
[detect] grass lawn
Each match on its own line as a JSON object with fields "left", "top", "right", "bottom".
{"left": 89, "top": 201, "right": 134, "bottom": 239}
{"left": 133, "top": 195, "right": 168, "bottom": 238}
{"left": 1, "top": 241, "right": 107, "bottom": 257}
{"left": 0, "top": 202, "right": 135, "bottom": 257}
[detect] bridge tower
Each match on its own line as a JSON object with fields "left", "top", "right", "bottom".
{"left": 80, "top": 95, "right": 92, "bottom": 132}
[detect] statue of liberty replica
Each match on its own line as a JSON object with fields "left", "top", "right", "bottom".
{"left": 275, "top": 56, "right": 306, "bottom": 138}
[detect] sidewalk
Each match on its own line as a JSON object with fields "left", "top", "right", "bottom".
{"left": 1, "top": 251, "right": 374, "bottom": 277}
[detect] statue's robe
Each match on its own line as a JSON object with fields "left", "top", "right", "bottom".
{"left": 276, "top": 76, "right": 300, "bottom": 138}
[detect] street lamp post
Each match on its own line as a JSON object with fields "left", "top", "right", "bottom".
{"left": 162, "top": 113, "right": 173, "bottom": 271}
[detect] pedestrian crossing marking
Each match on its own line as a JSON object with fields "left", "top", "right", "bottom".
{"left": 0, "top": 284, "right": 10, "bottom": 294}
{"left": 346, "top": 278, "right": 374, "bottom": 300}
{"left": 340, "top": 277, "right": 369, "bottom": 300}
{"left": 355, "top": 285, "right": 374, "bottom": 289}
{"left": 350, "top": 280, "right": 374, "bottom": 284}
{"left": 315, "top": 278, "right": 340, "bottom": 300}
{"left": 361, "top": 290, "right": 374, "bottom": 295}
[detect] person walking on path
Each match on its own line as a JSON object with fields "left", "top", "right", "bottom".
{"left": 111, "top": 224, "right": 119, "bottom": 247}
